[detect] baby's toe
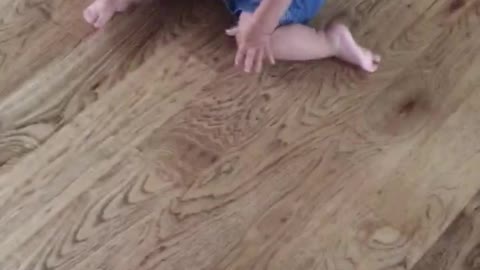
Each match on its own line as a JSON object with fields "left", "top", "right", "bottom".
{"left": 94, "top": 11, "right": 113, "bottom": 28}
{"left": 369, "top": 62, "right": 379, "bottom": 72}
{"left": 83, "top": 6, "right": 99, "bottom": 25}
{"left": 360, "top": 49, "right": 381, "bottom": 72}
{"left": 361, "top": 62, "right": 377, "bottom": 73}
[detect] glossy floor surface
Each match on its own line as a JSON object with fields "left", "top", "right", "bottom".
{"left": 1, "top": 0, "right": 480, "bottom": 269}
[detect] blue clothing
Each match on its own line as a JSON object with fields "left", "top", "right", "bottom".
{"left": 223, "top": 0, "right": 325, "bottom": 25}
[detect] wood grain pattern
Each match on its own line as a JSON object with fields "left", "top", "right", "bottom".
{"left": 411, "top": 192, "right": 480, "bottom": 270}
{"left": 1, "top": 0, "right": 480, "bottom": 269}
{"left": 0, "top": 0, "right": 225, "bottom": 170}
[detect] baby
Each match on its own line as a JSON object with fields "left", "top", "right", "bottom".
{"left": 84, "top": 0, "right": 380, "bottom": 73}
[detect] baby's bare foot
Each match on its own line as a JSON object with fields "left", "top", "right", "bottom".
{"left": 327, "top": 23, "right": 381, "bottom": 72}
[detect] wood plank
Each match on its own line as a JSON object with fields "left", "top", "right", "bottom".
{"left": 411, "top": 192, "right": 480, "bottom": 270}
{"left": 4, "top": 1, "right": 474, "bottom": 270}
{"left": 78, "top": 3, "right": 458, "bottom": 268}
{"left": 0, "top": 0, "right": 224, "bottom": 170}
{"left": 159, "top": 2, "right": 480, "bottom": 270}
{"left": 0, "top": 148, "right": 182, "bottom": 270}
{"left": 65, "top": 124, "right": 370, "bottom": 270}
{"left": 362, "top": 55, "right": 480, "bottom": 269}
{"left": 0, "top": 9, "right": 81, "bottom": 97}
{"left": 211, "top": 30, "right": 480, "bottom": 269}
{"left": 260, "top": 9, "right": 480, "bottom": 269}
{"left": 0, "top": 43, "right": 216, "bottom": 266}
{"left": 252, "top": 5, "right": 480, "bottom": 269}
{"left": 1, "top": 0, "right": 479, "bottom": 270}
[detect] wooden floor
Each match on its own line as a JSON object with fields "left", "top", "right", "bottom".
{"left": 1, "top": 0, "right": 480, "bottom": 269}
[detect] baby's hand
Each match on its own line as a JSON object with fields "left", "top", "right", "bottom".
{"left": 226, "top": 14, "right": 275, "bottom": 73}
{"left": 84, "top": 0, "right": 136, "bottom": 28}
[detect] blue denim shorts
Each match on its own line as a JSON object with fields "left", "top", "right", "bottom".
{"left": 223, "top": 0, "right": 325, "bottom": 25}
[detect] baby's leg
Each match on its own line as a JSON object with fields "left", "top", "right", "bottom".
{"left": 238, "top": 13, "right": 381, "bottom": 72}
{"left": 273, "top": 23, "right": 381, "bottom": 72}
{"left": 84, "top": 0, "right": 140, "bottom": 28}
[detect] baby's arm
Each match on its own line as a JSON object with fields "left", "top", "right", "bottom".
{"left": 227, "top": 0, "right": 292, "bottom": 72}
{"left": 251, "top": 0, "right": 292, "bottom": 33}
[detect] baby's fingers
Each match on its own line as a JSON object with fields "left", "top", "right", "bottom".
{"left": 266, "top": 41, "right": 275, "bottom": 65}
{"left": 256, "top": 49, "right": 264, "bottom": 73}
{"left": 244, "top": 49, "right": 256, "bottom": 73}
{"left": 225, "top": 27, "right": 239, "bottom": 36}
{"left": 235, "top": 46, "right": 246, "bottom": 67}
